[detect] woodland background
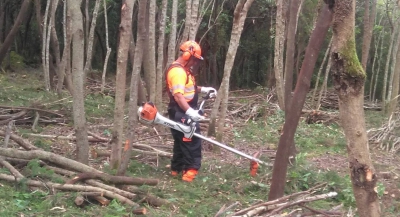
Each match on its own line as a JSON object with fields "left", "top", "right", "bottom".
{"left": 0, "top": 0, "right": 399, "bottom": 216}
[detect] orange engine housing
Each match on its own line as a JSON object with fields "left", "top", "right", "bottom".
{"left": 140, "top": 102, "right": 158, "bottom": 121}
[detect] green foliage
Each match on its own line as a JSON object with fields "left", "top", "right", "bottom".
{"left": 0, "top": 51, "right": 25, "bottom": 70}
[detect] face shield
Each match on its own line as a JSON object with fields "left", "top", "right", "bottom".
{"left": 186, "top": 55, "right": 203, "bottom": 75}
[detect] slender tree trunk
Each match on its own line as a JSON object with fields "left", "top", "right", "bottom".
{"left": 274, "top": 0, "right": 286, "bottom": 110}
{"left": 312, "top": 38, "right": 332, "bottom": 109}
{"left": 0, "top": 0, "right": 5, "bottom": 43}
{"left": 0, "top": 0, "right": 31, "bottom": 66}
{"left": 331, "top": 0, "right": 380, "bottom": 216}
{"left": 214, "top": 0, "right": 254, "bottom": 142}
{"left": 143, "top": 0, "right": 156, "bottom": 102}
{"left": 318, "top": 48, "right": 332, "bottom": 107}
{"left": 382, "top": 18, "right": 399, "bottom": 109}
{"left": 49, "top": 0, "right": 61, "bottom": 91}
{"left": 361, "top": 0, "right": 370, "bottom": 70}
{"left": 372, "top": 25, "right": 385, "bottom": 102}
{"left": 110, "top": 0, "right": 135, "bottom": 169}
{"left": 284, "top": 0, "right": 303, "bottom": 110}
{"left": 155, "top": 0, "right": 168, "bottom": 107}
{"left": 42, "top": 0, "right": 51, "bottom": 91}
{"left": 101, "top": 0, "right": 111, "bottom": 93}
{"left": 268, "top": 3, "right": 333, "bottom": 200}
{"left": 369, "top": 16, "right": 383, "bottom": 101}
{"left": 388, "top": 44, "right": 400, "bottom": 114}
{"left": 118, "top": 0, "right": 147, "bottom": 176}
{"left": 84, "top": 0, "right": 101, "bottom": 78}
{"left": 68, "top": 0, "right": 89, "bottom": 164}
{"left": 180, "top": 0, "right": 193, "bottom": 43}
{"left": 167, "top": 0, "right": 178, "bottom": 65}
{"left": 189, "top": 0, "right": 200, "bottom": 40}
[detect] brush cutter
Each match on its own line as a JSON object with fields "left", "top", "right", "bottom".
{"left": 137, "top": 94, "right": 269, "bottom": 176}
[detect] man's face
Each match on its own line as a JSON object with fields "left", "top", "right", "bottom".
{"left": 186, "top": 56, "right": 202, "bottom": 75}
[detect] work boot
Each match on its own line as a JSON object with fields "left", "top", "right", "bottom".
{"left": 182, "top": 169, "right": 198, "bottom": 182}
{"left": 170, "top": 171, "right": 179, "bottom": 177}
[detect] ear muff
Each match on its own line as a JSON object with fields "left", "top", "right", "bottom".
{"left": 182, "top": 45, "right": 194, "bottom": 61}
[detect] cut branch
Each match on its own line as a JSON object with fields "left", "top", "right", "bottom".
{"left": 66, "top": 172, "right": 159, "bottom": 186}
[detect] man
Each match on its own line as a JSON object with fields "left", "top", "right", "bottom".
{"left": 166, "top": 41, "right": 217, "bottom": 182}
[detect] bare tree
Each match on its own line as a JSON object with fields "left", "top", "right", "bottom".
{"left": 42, "top": 0, "right": 51, "bottom": 91}
{"left": 274, "top": 0, "right": 286, "bottom": 110}
{"left": 331, "top": 0, "right": 380, "bottom": 215}
{"left": 110, "top": 0, "right": 135, "bottom": 169}
{"left": 68, "top": 0, "right": 90, "bottom": 164}
{"left": 369, "top": 16, "right": 384, "bottom": 101}
{"left": 312, "top": 38, "right": 332, "bottom": 109}
{"left": 83, "top": 0, "right": 101, "bottom": 78}
{"left": 118, "top": 0, "right": 147, "bottom": 176}
{"left": 208, "top": 0, "right": 255, "bottom": 141}
{"left": 268, "top": 3, "right": 333, "bottom": 200}
{"left": 361, "top": 0, "right": 377, "bottom": 71}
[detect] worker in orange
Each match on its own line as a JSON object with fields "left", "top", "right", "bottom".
{"left": 166, "top": 41, "right": 217, "bottom": 182}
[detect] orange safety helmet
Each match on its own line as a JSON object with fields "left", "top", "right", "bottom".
{"left": 180, "top": 41, "right": 204, "bottom": 61}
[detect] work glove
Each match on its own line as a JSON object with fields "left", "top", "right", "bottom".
{"left": 200, "top": 87, "right": 217, "bottom": 98}
{"left": 185, "top": 107, "right": 205, "bottom": 122}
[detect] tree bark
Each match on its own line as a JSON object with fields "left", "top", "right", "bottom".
{"left": 110, "top": 0, "right": 135, "bottom": 169}
{"left": 101, "top": 0, "right": 111, "bottom": 93}
{"left": 214, "top": 0, "right": 254, "bottom": 142}
{"left": 331, "top": 0, "right": 380, "bottom": 216}
{"left": 274, "top": 0, "right": 286, "bottom": 110}
{"left": 118, "top": 0, "right": 147, "bottom": 176}
{"left": 167, "top": 0, "right": 178, "bottom": 65}
{"left": 361, "top": 0, "right": 377, "bottom": 71}
{"left": 155, "top": 0, "right": 168, "bottom": 107}
{"left": 388, "top": 29, "right": 400, "bottom": 114}
{"left": 83, "top": 0, "right": 101, "bottom": 78}
{"left": 268, "top": 4, "right": 333, "bottom": 200}
{"left": 143, "top": 0, "right": 156, "bottom": 102}
{"left": 0, "top": 0, "right": 31, "bottom": 66}
{"left": 368, "top": 16, "right": 383, "bottom": 101}
{"left": 68, "top": 0, "right": 89, "bottom": 164}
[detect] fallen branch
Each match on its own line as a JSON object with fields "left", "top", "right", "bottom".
{"left": 0, "top": 130, "right": 38, "bottom": 150}
{"left": 0, "top": 110, "right": 27, "bottom": 125}
{"left": 91, "top": 147, "right": 172, "bottom": 158}
{"left": 0, "top": 173, "right": 139, "bottom": 207}
{"left": 0, "top": 105, "right": 64, "bottom": 117}
{"left": 0, "top": 147, "right": 102, "bottom": 173}
{"left": 66, "top": 172, "right": 159, "bottom": 186}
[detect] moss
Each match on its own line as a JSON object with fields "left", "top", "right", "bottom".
{"left": 339, "top": 38, "right": 365, "bottom": 78}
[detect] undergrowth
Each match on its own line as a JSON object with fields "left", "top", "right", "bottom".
{"left": 0, "top": 71, "right": 396, "bottom": 216}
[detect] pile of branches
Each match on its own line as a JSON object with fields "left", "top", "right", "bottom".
{"left": 0, "top": 130, "right": 171, "bottom": 213}
{"left": 215, "top": 184, "right": 341, "bottom": 217}
{"left": 303, "top": 110, "right": 339, "bottom": 125}
{"left": 0, "top": 105, "right": 67, "bottom": 127}
{"left": 309, "top": 89, "right": 381, "bottom": 111}
{"left": 368, "top": 112, "right": 400, "bottom": 153}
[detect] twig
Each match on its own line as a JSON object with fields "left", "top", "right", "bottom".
{"left": 215, "top": 201, "right": 240, "bottom": 217}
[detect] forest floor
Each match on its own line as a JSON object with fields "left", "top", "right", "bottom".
{"left": 0, "top": 69, "right": 399, "bottom": 217}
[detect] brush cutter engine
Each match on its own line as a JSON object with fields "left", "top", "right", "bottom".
{"left": 138, "top": 102, "right": 196, "bottom": 139}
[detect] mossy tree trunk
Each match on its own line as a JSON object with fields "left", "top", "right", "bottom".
{"left": 330, "top": 0, "right": 380, "bottom": 216}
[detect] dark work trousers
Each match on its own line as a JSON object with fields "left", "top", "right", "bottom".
{"left": 169, "top": 112, "right": 202, "bottom": 172}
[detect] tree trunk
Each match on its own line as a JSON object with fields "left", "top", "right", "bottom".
{"left": 49, "top": 0, "right": 61, "bottom": 90}
{"left": 214, "top": 0, "right": 254, "bottom": 142}
{"left": 274, "top": 0, "right": 286, "bottom": 110}
{"left": 143, "top": 0, "right": 156, "bottom": 102}
{"left": 101, "top": 0, "right": 111, "bottom": 93}
{"left": 155, "top": 0, "right": 168, "bottom": 107}
{"left": 331, "top": 0, "right": 380, "bottom": 216}
{"left": 368, "top": 16, "right": 383, "bottom": 101}
{"left": 381, "top": 17, "right": 399, "bottom": 109}
{"left": 118, "top": 0, "right": 147, "bottom": 176}
{"left": 0, "top": 0, "right": 5, "bottom": 43}
{"left": 312, "top": 38, "right": 332, "bottom": 109}
{"left": 284, "top": 0, "right": 303, "bottom": 111}
{"left": 42, "top": 0, "right": 51, "bottom": 91}
{"left": 68, "top": 0, "right": 89, "bottom": 164}
{"left": 0, "top": 0, "right": 31, "bottom": 66}
{"left": 189, "top": 0, "right": 200, "bottom": 40}
{"left": 372, "top": 24, "right": 385, "bottom": 102}
{"left": 268, "top": 3, "right": 333, "bottom": 200}
{"left": 167, "top": 0, "right": 178, "bottom": 65}
{"left": 84, "top": 0, "right": 101, "bottom": 78}
{"left": 180, "top": 0, "right": 193, "bottom": 43}
{"left": 388, "top": 26, "right": 400, "bottom": 114}
{"left": 110, "top": 0, "right": 135, "bottom": 169}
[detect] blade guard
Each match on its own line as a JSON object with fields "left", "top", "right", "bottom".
{"left": 138, "top": 102, "right": 157, "bottom": 124}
